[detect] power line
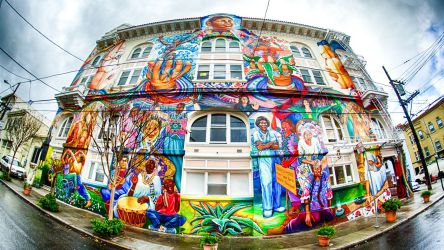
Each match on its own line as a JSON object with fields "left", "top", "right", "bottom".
{"left": 0, "top": 64, "right": 31, "bottom": 80}
{"left": 0, "top": 46, "right": 61, "bottom": 92}
{"left": 3, "top": 0, "right": 84, "bottom": 62}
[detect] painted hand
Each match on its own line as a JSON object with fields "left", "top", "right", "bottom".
{"left": 137, "top": 196, "right": 150, "bottom": 204}
{"left": 305, "top": 212, "right": 314, "bottom": 227}
{"left": 131, "top": 174, "right": 138, "bottom": 185}
{"left": 146, "top": 58, "right": 191, "bottom": 90}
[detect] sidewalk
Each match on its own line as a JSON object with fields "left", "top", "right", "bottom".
{"left": 1, "top": 178, "right": 443, "bottom": 250}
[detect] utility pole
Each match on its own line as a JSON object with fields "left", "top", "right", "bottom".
{"left": 383, "top": 66, "right": 432, "bottom": 190}
{"left": 0, "top": 80, "right": 22, "bottom": 120}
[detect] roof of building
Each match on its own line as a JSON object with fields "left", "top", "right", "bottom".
{"left": 399, "top": 96, "right": 444, "bottom": 130}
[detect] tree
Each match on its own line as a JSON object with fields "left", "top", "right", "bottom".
{"left": 89, "top": 104, "right": 153, "bottom": 220}
{"left": 4, "top": 111, "right": 42, "bottom": 178}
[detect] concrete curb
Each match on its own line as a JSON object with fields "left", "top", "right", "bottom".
{"left": 0, "top": 180, "right": 130, "bottom": 250}
{"left": 334, "top": 193, "right": 444, "bottom": 250}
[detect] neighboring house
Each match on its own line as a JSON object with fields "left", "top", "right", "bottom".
{"left": 0, "top": 94, "right": 50, "bottom": 171}
{"left": 400, "top": 96, "right": 444, "bottom": 179}
{"left": 51, "top": 14, "right": 407, "bottom": 236}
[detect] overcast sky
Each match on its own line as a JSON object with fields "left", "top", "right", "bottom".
{"left": 0, "top": 0, "right": 443, "bottom": 125}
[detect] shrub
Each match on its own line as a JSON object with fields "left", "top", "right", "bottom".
{"left": 382, "top": 198, "right": 402, "bottom": 212}
{"left": 200, "top": 234, "right": 221, "bottom": 247}
{"left": 38, "top": 194, "right": 59, "bottom": 212}
{"left": 91, "top": 218, "right": 124, "bottom": 237}
{"left": 316, "top": 225, "right": 336, "bottom": 238}
{"left": 0, "top": 171, "right": 11, "bottom": 181}
{"left": 421, "top": 190, "right": 432, "bottom": 197}
{"left": 23, "top": 181, "right": 32, "bottom": 189}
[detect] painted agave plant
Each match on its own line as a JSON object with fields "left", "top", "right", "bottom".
{"left": 190, "top": 202, "right": 264, "bottom": 236}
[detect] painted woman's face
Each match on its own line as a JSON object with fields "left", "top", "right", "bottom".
{"left": 304, "top": 130, "right": 313, "bottom": 142}
{"left": 240, "top": 96, "right": 249, "bottom": 105}
{"left": 209, "top": 17, "right": 234, "bottom": 32}
{"left": 259, "top": 120, "right": 268, "bottom": 132}
{"left": 145, "top": 120, "right": 160, "bottom": 141}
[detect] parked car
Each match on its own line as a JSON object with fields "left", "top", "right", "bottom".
{"left": 0, "top": 155, "right": 26, "bottom": 180}
{"left": 411, "top": 181, "right": 420, "bottom": 192}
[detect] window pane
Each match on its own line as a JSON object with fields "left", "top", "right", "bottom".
{"left": 190, "top": 129, "right": 206, "bottom": 142}
{"left": 335, "top": 166, "right": 345, "bottom": 184}
{"left": 141, "top": 45, "right": 152, "bottom": 58}
{"left": 95, "top": 166, "right": 105, "bottom": 182}
{"left": 211, "top": 128, "right": 226, "bottom": 142}
{"left": 230, "top": 65, "right": 242, "bottom": 79}
{"left": 436, "top": 141, "right": 442, "bottom": 150}
{"left": 312, "top": 70, "right": 325, "bottom": 85}
{"left": 88, "top": 163, "right": 95, "bottom": 179}
{"left": 193, "top": 116, "right": 207, "bottom": 127}
{"left": 214, "top": 64, "right": 226, "bottom": 79}
{"left": 92, "top": 56, "right": 101, "bottom": 66}
{"left": 118, "top": 71, "right": 130, "bottom": 85}
{"left": 208, "top": 172, "right": 227, "bottom": 184}
{"left": 333, "top": 119, "right": 343, "bottom": 140}
{"left": 301, "top": 47, "right": 312, "bottom": 58}
{"left": 186, "top": 172, "right": 205, "bottom": 195}
{"left": 208, "top": 184, "right": 227, "bottom": 195}
{"left": 345, "top": 165, "right": 352, "bottom": 183}
{"left": 329, "top": 167, "right": 335, "bottom": 185}
{"left": 131, "top": 48, "right": 141, "bottom": 59}
{"left": 230, "top": 116, "right": 245, "bottom": 128}
{"left": 231, "top": 129, "right": 247, "bottom": 142}
{"left": 129, "top": 69, "right": 142, "bottom": 85}
{"left": 437, "top": 118, "right": 443, "bottom": 128}
{"left": 300, "top": 69, "right": 312, "bottom": 83}
{"left": 215, "top": 39, "right": 226, "bottom": 52}
{"left": 211, "top": 114, "right": 226, "bottom": 125}
{"left": 230, "top": 173, "right": 249, "bottom": 196}
{"left": 197, "top": 65, "right": 210, "bottom": 80}
{"left": 290, "top": 45, "right": 301, "bottom": 56}
{"left": 202, "top": 41, "right": 212, "bottom": 52}
{"left": 229, "top": 41, "right": 240, "bottom": 52}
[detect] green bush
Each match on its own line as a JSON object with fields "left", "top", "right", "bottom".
{"left": 200, "top": 234, "right": 221, "bottom": 247}
{"left": 38, "top": 194, "right": 59, "bottom": 212}
{"left": 91, "top": 218, "right": 124, "bottom": 237}
{"left": 421, "top": 190, "right": 432, "bottom": 197}
{"left": 382, "top": 198, "right": 402, "bottom": 212}
{"left": 0, "top": 171, "right": 11, "bottom": 181}
{"left": 316, "top": 225, "right": 336, "bottom": 238}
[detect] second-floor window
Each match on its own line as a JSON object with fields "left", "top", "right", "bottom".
{"left": 320, "top": 115, "right": 344, "bottom": 143}
{"left": 200, "top": 38, "right": 241, "bottom": 53}
{"left": 370, "top": 118, "right": 386, "bottom": 140}
{"left": 196, "top": 64, "right": 243, "bottom": 81}
{"left": 91, "top": 54, "right": 104, "bottom": 67}
{"left": 418, "top": 130, "right": 425, "bottom": 140}
{"left": 428, "top": 122, "right": 436, "bottom": 133}
{"left": 117, "top": 68, "right": 143, "bottom": 86}
{"left": 129, "top": 43, "right": 153, "bottom": 60}
{"left": 435, "top": 140, "right": 442, "bottom": 151}
{"left": 290, "top": 44, "right": 313, "bottom": 58}
{"left": 424, "top": 147, "right": 430, "bottom": 157}
{"left": 437, "top": 117, "right": 443, "bottom": 128}
{"left": 79, "top": 75, "right": 94, "bottom": 86}
{"left": 300, "top": 68, "right": 325, "bottom": 85}
{"left": 58, "top": 117, "right": 73, "bottom": 138}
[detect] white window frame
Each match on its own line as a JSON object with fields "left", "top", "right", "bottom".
{"left": 188, "top": 113, "right": 249, "bottom": 145}
{"left": 91, "top": 54, "right": 104, "bottom": 67}
{"left": 83, "top": 154, "right": 108, "bottom": 186}
{"left": 299, "top": 68, "right": 326, "bottom": 85}
{"left": 437, "top": 117, "right": 443, "bottom": 128}
{"left": 320, "top": 115, "right": 344, "bottom": 143}
{"left": 290, "top": 43, "right": 314, "bottom": 59}
{"left": 424, "top": 147, "right": 431, "bottom": 157}
{"left": 182, "top": 158, "right": 253, "bottom": 197}
{"left": 328, "top": 156, "right": 355, "bottom": 187}
{"left": 435, "top": 140, "right": 442, "bottom": 151}
{"left": 418, "top": 130, "right": 425, "bottom": 140}
{"left": 128, "top": 43, "right": 153, "bottom": 60}
{"left": 194, "top": 63, "right": 244, "bottom": 81}
{"left": 116, "top": 68, "right": 143, "bottom": 86}
{"left": 79, "top": 74, "right": 94, "bottom": 87}
{"left": 428, "top": 122, "right": 436, "bottom": 133}
{"left": 370, "top": 118, "right": 386, "bottom": 140}
{"left": 57, "top": 117, "right": 73, "bottom": 138}
{"left": 199, "top": 38, "right": 241, "bottom": 53}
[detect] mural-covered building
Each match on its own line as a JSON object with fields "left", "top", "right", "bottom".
{"left": 51, "top": 14, "right": 409, "bottom": 236}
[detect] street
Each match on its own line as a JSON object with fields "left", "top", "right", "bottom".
{"left": 0, "top": 182, "right": 123, "bottom": 250}
{"left": 353, "top": 196, "right": 444, "bottom": 250}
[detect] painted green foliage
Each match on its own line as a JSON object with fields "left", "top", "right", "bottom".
{"left": 190, "top": 202, "right": 264, "bottom": 236}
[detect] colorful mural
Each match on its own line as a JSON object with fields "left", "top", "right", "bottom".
{"left": 54, "top": 14, "right": 398, "bottom": 236}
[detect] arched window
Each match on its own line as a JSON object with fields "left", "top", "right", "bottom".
{"left": 58, "top": 117, "right": 73, "bottom": 138}
{"left": 201, "top": 41, "right": 212, "bottom": 52}
{"left": 418, "top": 130, "right": 425, "bottom": 140}
{"left": 320, "top": 115, "right": 344, "bottom": 143}
{"left": 189, "top": 113, "right": 248, "bottom": 144}
{"left": 428, "top": 122, "right": 436, "bottom": 133}
{"left": 436, "top": 117, "right": 443, "bottom": 128}
{"left": 301, "top": 47, "right": 313, "bottom": 58}
{"left": 290, "top": 43, "right": 315, "bottom": 59}
{"left": 228, "top": 41, "right": 240, "bottom": 52}
{"left": 370, "top": 118, "right": 386, "bottom": 140}
{"left": 129, "top": 43, "right": 153, "bottom": 60}
{"left": 91, "top": 55, "right": 104, "bottom": 67}
{"left": 215, "top": 38, "right": 226, "bottom": 52}
{"left": 130, "top": 48, "right": 142, "bottom": 59}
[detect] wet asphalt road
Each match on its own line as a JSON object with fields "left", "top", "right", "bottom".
{"left": 352, "top": 197, "right": 444, "bottom": 250}
{"left": 0, "top": 182, "right": 123, "bottom": 250}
